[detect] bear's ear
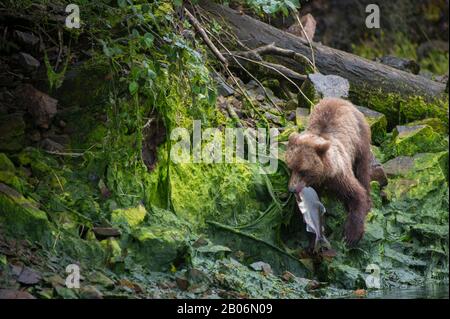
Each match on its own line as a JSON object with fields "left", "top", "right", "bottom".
{"left": 314, "top": 140, "right": 330, "bottom": 156}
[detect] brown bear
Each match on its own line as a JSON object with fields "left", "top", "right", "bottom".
{"left": 286, "top": 97, "right": 372, "bottom": 246}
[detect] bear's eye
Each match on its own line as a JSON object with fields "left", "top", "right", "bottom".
{"left": 299, "top": 170, "right": 308, "bottom": 177}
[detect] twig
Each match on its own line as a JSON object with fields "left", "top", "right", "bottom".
{"left": 206, "top": 28, "right": 281, "bottom": 115}
{"left": 294, "top": 13, "right": 316, "bottom": 72}
{"left": 232, "top": 42, "right": 314, "bottom": 70}
{"left": 184, "top": 8, "right": 228, "bottom": 66}
{"left": 234, "top": 54, "right": 314, "bottom": 106}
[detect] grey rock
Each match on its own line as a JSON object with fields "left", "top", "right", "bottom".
{"left": 383, "top": 156, "right": 415, "bottom": 177}
{"left": 14, "top": 30, "right": 40, "bottom": 47}
{"left": 308, "top": 73, "right": 349, "bottom": 99}
{"left": 15, "top": 84, "right": 57, "bottom": 129}
{"left": 17, "top": 52, "right": 40, "bottom": 72}
{"left": 40, "top": 138, "right": 64, "bottom": 153}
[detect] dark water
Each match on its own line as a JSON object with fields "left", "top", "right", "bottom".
{"left": 364, "top": 285, "right": 449, "bottom": 299}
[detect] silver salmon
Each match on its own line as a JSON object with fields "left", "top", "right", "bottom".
{"left": 296, "top": 187, "right": 331, "bottom": 253}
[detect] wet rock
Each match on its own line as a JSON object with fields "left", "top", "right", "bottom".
{"left": 378, "top": 56, "right": 420, "bottom": 74}
{"left": 281, "top": 270, "right": 296, "bottom": 282}
{"left": 299, "top": 73, "right": 349, "bottom": 108}
{"left": 264, "top": 112, "right": 281, "bottom": 125}
{"left": 93, "top": 227, "right": 121, "bottom": 240}
{"left": 0, "top": 288, "right": 36, "bottom": 299}
{"left": 385, "top": 124, "right": 448, "bottom": 158}
{"left": 0, "top": 113, "right": 25, "bottom": 152}
{"left": 15, "top": 84, "right": 57, "bottom": 129}
{"left": 214, "top": 75, "right": 234, "bottom": 97}
{"left": 40, "top": 138, "right": 64, "bottom": 153}
{"left": 14, "top": 31, "right": 39, "bottom": 48}
{"left": 43, "top": 133, "right": 70, "bottom": 147}
{"left": 249, "top": 261, "right": 272, "bottom": 275}
{"left": 287, "top": 111, "right": 296, "bottom": 121}
{"left": 17, "top": 52, "right": 40, "bottom": 72}
{"left": 370, "top": 155, "right": 388, "bottom": 186}
{"left": 79, "top": 285, "right": 104, "bottom": 299}
{"left": 355, "top": 105, "right": 387, "bottom": 144}
{"left": 13, "top": 265, "right": 42, "bottom": 285}
{"left": 89, "top": 271, "right": 114, "bottom": 289}
{"left": 175, "top": 274, "right": 189, "bottom": 291}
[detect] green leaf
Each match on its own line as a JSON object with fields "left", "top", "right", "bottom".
{"left": 143, "top": 33, "right": 154, "bottom": 48}
{"left": 117, "top": 0, "right": 126, "bottom": 8}
{"left": 129, "top": 81, "right": 139, "bottom": 95}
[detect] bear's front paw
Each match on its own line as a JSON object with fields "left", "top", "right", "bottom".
{"left": 344, "top": 215, "right": 365, "bottom": 247}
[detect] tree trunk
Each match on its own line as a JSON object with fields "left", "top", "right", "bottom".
{"left": 198, "top": 1, "right": 447, "bottom": 101}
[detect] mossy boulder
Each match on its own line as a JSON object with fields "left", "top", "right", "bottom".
{"left": 0, "top": 153, "right": 15, "bottom": 171}
{"left": 0, "top": 183, "right": 51, "bottom": 243}
{"left": 406, "top": 118, "right": 448, "bottom": 135}
{"left": 355, "top": 105, "right": 387, "bottom": 144}
{"left": 0, "top": 113, "right": 25, "bottom": 152}
{"left": 384, "top": 124, "right": 448, "bottom": 159}
{"left": 383, "top": 152, "right": 448, "bottom": 201}
{"left": 111, "top": 204, "right": 147, "bottom": 228}
{"left": 353, "top": 91, "right": 449, "bottom": 129}
{"left": 50, "top": 61, "right": 109, "bottom": 109}
{"left": 128, "top": 206, "right": 191, "bottom": 271}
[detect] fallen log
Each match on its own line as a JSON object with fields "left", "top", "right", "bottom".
{"left": 198, "top": 1, "right": 447, "bottom": 101}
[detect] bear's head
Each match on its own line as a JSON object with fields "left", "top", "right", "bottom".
{"left": 285, "top": 132, "right": 330, "bottom": 193}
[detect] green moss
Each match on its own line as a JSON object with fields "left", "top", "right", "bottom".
{"left": 407, "top": 118, "right": 448, "bottom": 135}
{"left": 0, "top": 114, "right": 25, "bottom": 152}
{"left": 356, "top": 105, "right": 387, "bottom": 144}
{"left": 383, "top": 124, "right": 448, "bottom": 158}
{"left": 127, "top": 206, "right": 191, "bottom": 271}
{"left": 384, "top": 152, "right": 448, "bottom": 201}
{"left": 111, "top": 204, "right": 147, "bottom": 228}
{"left": 0, "top": 153, "right": 15, "bottom": 171}
{"left": 351, "top": 90, "right": 449, "bottom": 130}
{"left": 0, "top": 183, "right": 51, "bottom": 243}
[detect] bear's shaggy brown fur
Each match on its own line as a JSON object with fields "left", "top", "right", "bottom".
{"left": 286, "top": 98, "right": 372, "bottom": 246}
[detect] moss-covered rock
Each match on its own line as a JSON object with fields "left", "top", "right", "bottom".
{"left": 355, "top": 105, "right": 387, "bottom": 144}
{"left": 0, "top": 153, "right": 15, "bottom": 172}
{"left": 128, "top": 206, "right": 191, "bottom": 271}
{"left": 0, "top": 114, "right": 25, "bottom": 152}
{"left": 0, "top": 183, "right": 51, "bottom": 243}
{"left": 111, "top": 204, "right": 147, "bottom": 229}
{"left": 352, "top": 90, "right": 449, "bottom": 129}
{"left": 384, "top": 124, "right": 448, "bottom": 158}
{"left": 384, "top": 151, "right": 448, "bottom": 201}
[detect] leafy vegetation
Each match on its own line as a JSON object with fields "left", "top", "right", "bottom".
{"left": 0, "top": 0, "right": 448, "bottom": 299}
